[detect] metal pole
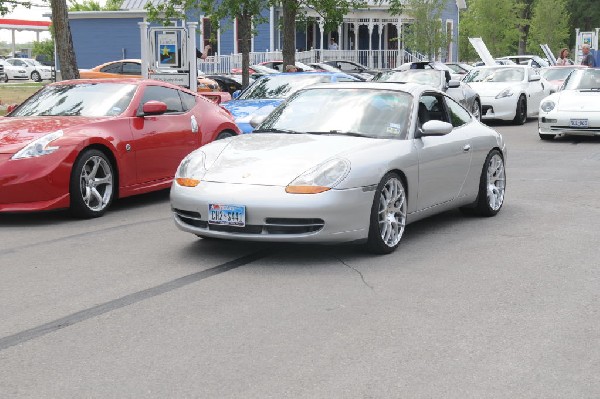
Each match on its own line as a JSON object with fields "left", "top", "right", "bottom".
{"left": 139, "top": 22, "right": 150, "bottom": 79}
{"left": 187, "top": 22, "right": 198, "bottom": 92}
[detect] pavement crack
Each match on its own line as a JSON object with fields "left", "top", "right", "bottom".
{"left": 334, "top": 256, "right": 374, "bottom": 291}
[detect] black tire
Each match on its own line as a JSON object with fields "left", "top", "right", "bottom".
{"left": 539, "top": 133, "right": 555, "bottom": 140}
{"left": 70, "top": 149, "right": 115, "bottom": 218}
{"left": 513, "top": 95, "right": 527, "bottom": 125}
{"left": 466, "top": 149, "right": 506, "bottom": 217}
{"left": 365, "top": 172, "right": 407, "bottom": 254}
{"left": 31, "top": 71, "right": 42, "bottom": 82}
{"left": 471, "top": 99, "right": 481, "bottom": 121}
{"left": 3, "top": 74, "right": 8, "bottom": 83}
{"left": 216, "top": 131, "right": 236, "bottom": 140}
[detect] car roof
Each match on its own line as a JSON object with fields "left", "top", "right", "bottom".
{"left": 301, "top": 81, "right": 434, "bottom": 96}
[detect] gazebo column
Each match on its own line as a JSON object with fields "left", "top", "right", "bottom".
{"left": 338, "top": 25, "right": 342, "bottom": 51}
{"left": 368, "top": 19, "right": 374, "bottom": 68}
{"left": 396, "top": 18, "right": 402, "bottom": 62}
{"left": 353, "top": 21, "right": 358, "bottom": 53}
{"left": 319, "top": 18, "right": 324, "bottom": 58}
{"left": 378, "top": 24, "right": 383, "bottom": 68}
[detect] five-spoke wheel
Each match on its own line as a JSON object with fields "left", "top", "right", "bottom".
{"left": 70, "top": 149, "right": 114, "bottom": 218}
{"left": 367, "top": 172, "right": 407, "bottom": 254}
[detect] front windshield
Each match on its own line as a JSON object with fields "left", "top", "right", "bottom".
{"left": 540, "top": 67, "right": 579, "bottom": 81}
{"left": 464, "top": 67, "right": 524, "bottom": 83}
{"left": 374, "top": 69, "right": 441, "bottom": 88}
{"left": 10, "top": 83, "right": 137, "bottom": 117}
{"left": 314, "top": 63, "right": 339, "bottom": 72}
{"left": 258, "top": 88, "right": 413, "bottom": 139}
{"left": 239, "top": 74, "right": 331, "bottom": 100}
{"left": 250, "top": 64, "right": 279, "bottom": 74}
{"left": 563, "top": 69, "right": 600, "bottom": 90}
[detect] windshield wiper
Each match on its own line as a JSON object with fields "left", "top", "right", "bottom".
{"left": 253, "top": 128, "right": 303, "bottom": 134}
{"left": 306, "top": 130, "right": 371, "bottom": 138}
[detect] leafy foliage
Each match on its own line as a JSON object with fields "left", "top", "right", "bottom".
{"left": 32, "top": 39, "right": 55, "bottom": 62}
{"left": 402, "top": 0, "right": 449, "bottom": 60}
{"left": 68, "top": 0, "right": 122, "bottom": 11}
{"left": 529, "top": 0, "right": 570, "bottom": 55}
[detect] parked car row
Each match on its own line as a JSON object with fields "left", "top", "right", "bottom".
{"left": 0, "top": 58, "right": 54, "bottom": 82}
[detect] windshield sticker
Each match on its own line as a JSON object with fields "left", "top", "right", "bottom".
{"left": 387, "top": 123, "right": 402, "bottom": 135}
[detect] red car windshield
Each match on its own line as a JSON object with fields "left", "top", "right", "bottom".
{"left": 10, "top": 83, "right": 137, "bottom": 117}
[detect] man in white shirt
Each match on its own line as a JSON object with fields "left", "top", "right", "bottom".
{"left": 328, "top": 38, "right": 338, "bottom": 50}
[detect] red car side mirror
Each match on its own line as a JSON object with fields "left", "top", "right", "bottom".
{"left": 141, "top": 101, "right": 167, "bottom": 116}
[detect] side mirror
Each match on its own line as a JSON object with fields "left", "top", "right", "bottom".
{"left": 249, "top": 114, "right": 267, "bottom": 129}
{"left": 232, "top": 90, "right": 241, "bottom": 99}
{"left": 448, "top": 80, "right": 461, "bottom": 88}
{"left": 140, "top": 100, "right": 167, "bottom": 116}
{"left": 529, "top": 75, "right": 541, "bottom": 82}
{"left": 420, "top": 120, "right": 453, "bottom": 137}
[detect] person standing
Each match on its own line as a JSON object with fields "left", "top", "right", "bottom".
{"left": 581, "top": 44, "right": 596, "bottom": 67}
{"left": 556, "top": 48, "right": 569, "bottom": 66}
{"left": 328, "top": 38, "right": 338, "bottom": 50}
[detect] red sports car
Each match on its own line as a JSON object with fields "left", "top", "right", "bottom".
{"left": 0, "top": 78, "right": 240, "bottom": 217}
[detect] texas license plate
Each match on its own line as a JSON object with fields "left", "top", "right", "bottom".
{"left": 208, "top": 204, "right": 246, "bottom": 227}
{"left": 570, "top": 119, "right": 588, "bottom": 128}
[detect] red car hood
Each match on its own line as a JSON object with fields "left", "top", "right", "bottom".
{"left": 0, "top": 116, "right": 108, "bottom": 154}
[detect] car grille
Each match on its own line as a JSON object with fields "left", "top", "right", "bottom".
{"left": 173, "top": 208, "right": 324, "bottom": 235}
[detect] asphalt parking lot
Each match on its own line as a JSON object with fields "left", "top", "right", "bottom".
{"left": 1, "top": 119, "right": 599, "bottom": 398}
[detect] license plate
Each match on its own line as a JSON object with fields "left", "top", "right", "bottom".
{"left": 208, "top": 204, "right": 245, "bottom": 227}
{"left": 570, "top": 119, "right": 588, "bottom": 128}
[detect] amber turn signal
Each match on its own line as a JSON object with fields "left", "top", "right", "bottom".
{"left": 176, "top": 178, "right": 200, "bottom": 187}
{"left": 285, "top": 185, "right": 330, "bottom": 194}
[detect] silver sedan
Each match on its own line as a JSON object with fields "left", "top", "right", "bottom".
{"left": 170, "top": 83, "right": 507, "bottom": 254}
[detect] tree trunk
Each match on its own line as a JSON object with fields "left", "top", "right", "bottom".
{"left": 518, "top": 0, "right": 533, "bottom": 55}
{"left": 281, "top": 0, "right": 297, "bottom": 68}
{"left": 238, "top": 11, "right": 252, "bottom": 88}
{"left": 50, "top": 0, "right": 80, "bottom": 80}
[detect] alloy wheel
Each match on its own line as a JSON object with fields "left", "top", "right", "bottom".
{"left": 79, "top": 155, "right": 113, "bottom": 212}
{"left": 377, "top": 177, "right": 407, "bottom": 247}
{"left": 486, "top": 153, "right": 505, "bottom": 211}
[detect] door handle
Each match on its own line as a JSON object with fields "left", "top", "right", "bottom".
{"left": 191, "top": 115, "right": 198, "bottom": 133}
{"left": 463, "top": 144, "right": 471, "bottom": 152}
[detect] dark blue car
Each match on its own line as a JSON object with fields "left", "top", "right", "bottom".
{"left": 221, "top": 72, "right": 359, "bottom": 133}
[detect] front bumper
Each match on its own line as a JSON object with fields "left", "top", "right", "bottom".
{"left": 480, "top": 95, "right": 517, "bottom": 121}
{"left": 170, "top": 181, "right": 374, "bottom": 243}
{"left": 539, "top": 111, "right": 600, "bottom": 136}
{"left": 0, "top": 150, "right": 74, "bottom": 212}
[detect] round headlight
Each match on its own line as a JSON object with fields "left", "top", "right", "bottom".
{"left": 540, "top": 100, "right": 555, "bottom": 113}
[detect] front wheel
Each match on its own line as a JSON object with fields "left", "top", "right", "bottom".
{"left": 366, "top": 172, "right": 407, "bottom": 254}
{"left": 513, "top": 95, "right": 527, "bottom": 125}
{"left": 539, "top": 133, "right": 555, "bottom": 140}
{"left": 70, "top": 149, "right": 115, "bottom": 218}
{"left": 31, "top": 71, "right": 41, "bottom": 82}
{"left": 3, "top": 74, "right": 8, "bottom": 83}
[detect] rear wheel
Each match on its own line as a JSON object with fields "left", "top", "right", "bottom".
{"left": 216, "top": 131, "right": 236, "bottom": 140}
{"left": 471, "top": 99, "right": 481, "bottom": 121}
{"left": 513, "top": 95, "right": 527, "bottom": 125}
{"left": 3, "top": 74, "right": 8, "bottom": 83}
{"left": 468, "top": 149, "right": 506, "bottom": 217}
{"left": 70, "top": 149, "right": 115, "bottom": 218}
{"left": 366, "top": 172, "right": 407, "bottom": 254}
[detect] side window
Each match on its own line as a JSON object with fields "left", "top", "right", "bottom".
{"left": 445, "top": 97, "right": 471, "bottom": 127}
{"left": 179, "top": 91, "right": 197, "bottom": 111}
{"left": 122, "top": 62, "right": 141, "bottom": 75}
{"left": 100, "top": 63, "right": 122, "bottom": 74}
{"left": 7, "top": 59, "right": 16, "bottom": 66}
{"left": 335, "top": 77, "right": 356, "bottom": 82}
{"left": 140, "top": 86, "right": 183, "bottom": 113}
{"left": 418, "top": 94, "right": 448, "bottom": 125}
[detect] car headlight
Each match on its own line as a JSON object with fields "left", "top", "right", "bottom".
{"left": 286, "top": 158, "right": 350, "bottom": 194}
{"left": 175, "top": 151, "right": 206, "bottom": 187}
{"left": 11, "top": 130, "right": 63, "bottom": 160}
{"left": 495, "top": 87, "right": 514, "bottom": 99}
{"left": 540, "top": 100, "right": 555, "bottom": 112}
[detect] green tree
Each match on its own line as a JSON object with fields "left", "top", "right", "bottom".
{"left": 280, "top": 0, "right": 368, "bottom": 68}
{"left": 69, "top": 0, "right": 121, "bottom": 11}
{"left": 402, "top": 0, "right": 448, "bottom": 60}
{"left": 528, "top": 0, "right": 570, "bottom": 56}
{"left": 516, "top": 0, "right": 533, "bottom": 54}
{"left": 566, "top": 0, "right": 600, "bottom": 48}
{"left": 459, "top": 0, "right": 521, "bottom": 60}
{"left": 32, "top": 39, "right": 55, "bottom": 62}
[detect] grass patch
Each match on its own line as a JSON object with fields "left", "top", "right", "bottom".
{"left": 0, "top": 82, "right": 45, "bottom": 106}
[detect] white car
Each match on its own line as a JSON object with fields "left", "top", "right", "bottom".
{"left": 5, "top": 58, "right": 53, "bottom": 82}
{"left": 498, "top": 55, "right": 549, "bottom": 68}
{"left": 463, "top": 65, "right": 551, "bottom": 125}
{"left": 538, "top": 68, "right": 600, "bottom": 140}
{"left": 0, "top": 59, "right": 29, "bottom": 82}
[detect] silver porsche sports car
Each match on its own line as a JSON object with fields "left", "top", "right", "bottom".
{"left": 170, "top": 83, "right": 507, "bottom": 254}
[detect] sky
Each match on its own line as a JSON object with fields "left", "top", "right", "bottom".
{"left": 0, "top": 3, "right": 53, "bottom": 44}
